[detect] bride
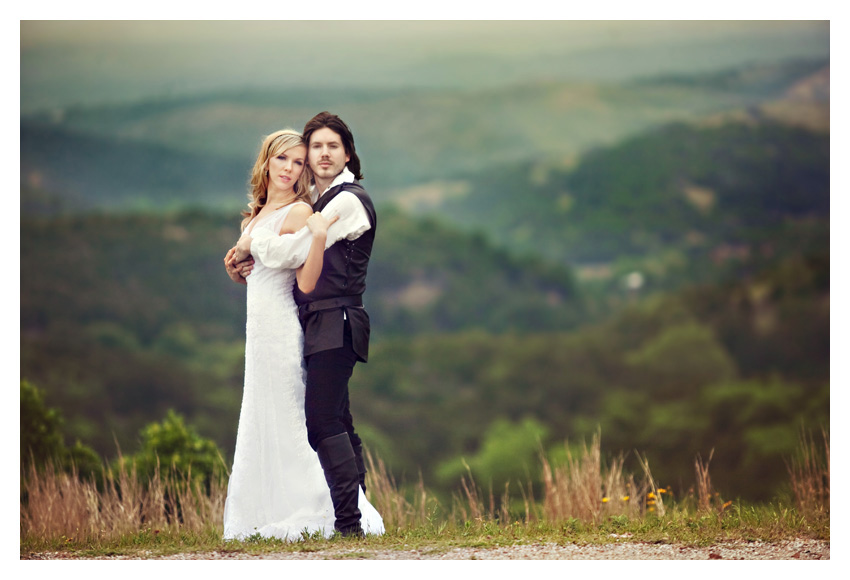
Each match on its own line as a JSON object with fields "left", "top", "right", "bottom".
{"left": 221, "top": 129, "right": 383, "bottom": 541}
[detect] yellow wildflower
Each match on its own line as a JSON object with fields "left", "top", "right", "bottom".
{"left": 602, "top": 497, "right": 609, "bottom": 503}
{"left": 622, "top": 496, "right": 630, "bottom": 502}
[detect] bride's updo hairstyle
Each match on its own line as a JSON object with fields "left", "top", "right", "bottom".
{"left": 241, "top": 129, "right": 313, "bottom": 231}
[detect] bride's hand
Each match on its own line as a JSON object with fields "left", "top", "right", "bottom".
{"left": 306, "top": 212, "right": 339, "bottom": 237}
{"left": 225, "top": 247, "right": 253, "bottom": 284}
{"left": 233, "top": 234, "right": 253, "bottom": 262}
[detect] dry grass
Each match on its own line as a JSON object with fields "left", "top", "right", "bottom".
{"left": 21, "top": 457, "right": 225, "bottom": 544}
{"left": 787, "top": 428, "right": 830, "bottom": 519}
{"left": 21, "top": 431, "right": 831, "bottom": 550}
{"left": 691, "top": 449, "right": 735, "bottom": 519}
{"left": 541, "top": 432, "right": 649, "bottom": 523}
{"left": 451, "top": 461, "right": 518, "bottom": 524}
{"left": 362, "top": 447, "right": 433, "bottom": 530}
{"left": 694, "top": 449, "right": 715, "bottom": 513}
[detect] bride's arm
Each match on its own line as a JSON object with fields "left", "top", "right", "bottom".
{"left": 296, "top": 213, "right": 339, "bottom": 294}
{"left": 234, "top": 193, "right": 370, "bottom": 269}
{"left": 224, "top": 246, "right": 253, "bottom": 285}
{"left": 279, "top": 203, "right": 313, "bottom": 234}
{"left": 233, "top": 219, "right": 312, "bottom": 270}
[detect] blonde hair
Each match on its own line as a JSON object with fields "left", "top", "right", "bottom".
{"left": 241, "top": 129, "right": 313, "bottom": 231}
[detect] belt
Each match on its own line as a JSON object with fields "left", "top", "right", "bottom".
{"left": 298, "top": 295, "right": 363, "bottom": 317}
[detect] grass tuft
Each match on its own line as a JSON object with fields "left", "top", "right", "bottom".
{"left": 787, "top": 428, "right": 829, "bottom": 520}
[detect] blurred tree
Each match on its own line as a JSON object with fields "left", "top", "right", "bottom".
{"left": 20, "top": 380, "right": 65, "bottom": 470}
{"left": 20, "top": 380, "right": 102, "bottom": 479}
{"left": 117, "top": 409, "right": 227, "bottom": 486}
{"left": 65, "top": 441, "right": 104, "bottom": 480}
{"left": 437, "top": 417, "right": 549, "bottom": 493}
{"left": 624, "top": 322, "right": 738, "bottom": 397}
{"left": 153, "top": 323, "right": 201, "bottom": 358}
{"left": 698, "top": 378, "right": 828, "bottom": 500}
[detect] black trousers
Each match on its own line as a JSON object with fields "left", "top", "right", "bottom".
{"left": 304, "top": 320, "right": 362, "bottom": 451}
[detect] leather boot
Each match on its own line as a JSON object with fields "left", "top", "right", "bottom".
{"left": 352, "top": 443, "right": 367, "bottom": 493}
{"left": 317, "top": 433, "right": 363, "bottom": 537}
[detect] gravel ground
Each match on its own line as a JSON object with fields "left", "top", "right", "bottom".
{"left": 24, "top": 538, "right": 829, "bottom": 560}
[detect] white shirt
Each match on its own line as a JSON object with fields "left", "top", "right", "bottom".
{"left": 249, "top": 167, "right": 372, "bottom": 270}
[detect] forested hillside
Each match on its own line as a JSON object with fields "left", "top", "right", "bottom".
{"left": 20, "top": 123, "right": 250, "bottom": 212}
{"left": 20, "top": 188, "right": 828, "bottom": 502}
{"left": 20, "top": 58, "right": 829, "bottom": 505}
{"left": 431, "top": 121, "right": 828, "bottom": 266}
{"left": 21, "top": 59, "right": 827, "bottom": 209}
{"left": 349, "top": 248, "right": 828, "bottom": 501}
{"left": 20, "top": 204, "right": 828, "bottom": 501}
{"left": 20, "top": 208, "right": 582, "bottom": 457}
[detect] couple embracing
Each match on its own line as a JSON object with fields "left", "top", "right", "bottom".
{"left": 222, "top": 112, "right": 384, "bottom": 540}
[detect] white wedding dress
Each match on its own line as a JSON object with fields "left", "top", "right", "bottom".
{"left": 223, "top": 202, "right": 384, "bottom": 541}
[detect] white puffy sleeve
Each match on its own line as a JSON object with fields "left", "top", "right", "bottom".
{"left": 249, "top": 227, "right": 312, "bottom": 270}
{"left": 319, "top": 191, "right": 372, "bottom": 241}
{"left": 248, "top": 192, "right": 371, "bottom": 270}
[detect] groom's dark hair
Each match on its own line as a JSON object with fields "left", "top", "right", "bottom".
{"left": 303, "top": 112, "right": 364, "bottom": 180}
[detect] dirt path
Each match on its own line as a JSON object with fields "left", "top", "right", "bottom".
{"left": 23, "top": 538, "right": 829, "bottom": 560}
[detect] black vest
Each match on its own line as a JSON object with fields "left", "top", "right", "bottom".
{"left": 294, "top": 181, "right": 376, "bottom": 361}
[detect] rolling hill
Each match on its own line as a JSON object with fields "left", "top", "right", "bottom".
{"left": 425, "top": 120, "right": 829, "bottom": 265}
{"left": 19, "top": 55, "right": 829, "bottom": 502}
{"left": 21, "top": 59, "right": 827, "bottom": 212}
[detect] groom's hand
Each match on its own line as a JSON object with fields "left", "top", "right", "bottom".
{"left": 225, "top": 246, "right": 254, "bottom": 285}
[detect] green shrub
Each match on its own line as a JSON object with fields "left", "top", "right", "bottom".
{"left": 116, "top": 409, "right": 227, "bottom": 486}
{"left": 20, "top": 379, "right": 102, "bottom": 480}
{"left": 438, "top": 417, "right": 548, "bottom": 492}
{"left": 20, "top": 380, "right": 65, "bottom": 470}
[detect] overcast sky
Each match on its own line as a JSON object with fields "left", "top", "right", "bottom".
{"left": 21, "top": 21, "right": 826, "bottom": 52}
{"left": 20, "top": 21, "right": 830, "bottom": 113}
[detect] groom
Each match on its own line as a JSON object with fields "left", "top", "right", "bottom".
{"left": 225, "top": 112, "right": 377, "bottom": 537}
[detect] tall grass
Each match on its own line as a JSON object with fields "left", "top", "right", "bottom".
{"left": 451, "top": 461, "right": 528, "bottom": 524}
{"left": 787, "top": 428, "right": 830, "bottom": 519}
{"left": 21, "top": 457, "right": 225, "bottom": 545}
{"left": 21, "top": 431, "right": 830, "bottom": 549}
{"left": 541, "top": 433, "right": 647, "bottom": 522}
{"left": 694, "top": 449, "right": 716, "bottom": 512}
{"left": 362, "top": 447, "right": 433, "bottom": 530}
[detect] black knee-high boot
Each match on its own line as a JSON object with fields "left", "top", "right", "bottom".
{"left": 317, "top": 433, "right": 363, "bottom": 537}
{"left": 352, "top": 443, "right": 367, "bottom": 493}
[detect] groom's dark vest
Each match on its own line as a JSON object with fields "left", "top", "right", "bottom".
{"left": 294, "top": 181, "right": 376, "bottom": 362}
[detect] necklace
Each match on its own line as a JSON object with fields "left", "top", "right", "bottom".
{"left": 263, "top": 195, "right": 297, "bottom": 212}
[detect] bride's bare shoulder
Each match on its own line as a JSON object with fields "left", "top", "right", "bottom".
{"left": 279, "top": 203, "right": 313, "bottom": 234}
